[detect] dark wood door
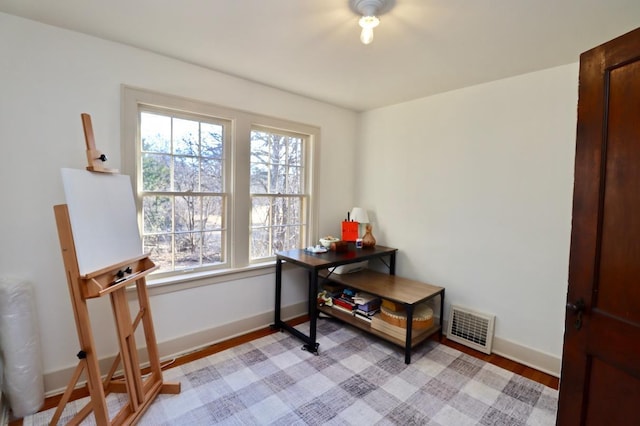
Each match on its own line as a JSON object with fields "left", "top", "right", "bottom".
{"left": 557, "top": 27, "right": 640, "bottom": 425}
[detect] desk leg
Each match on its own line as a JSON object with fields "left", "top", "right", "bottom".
{"left": 404, "top": 303, "right": 413, "bottom": 364}
{"left": 272, "top": 259, "right": 318, "bottom": 353}
{"left": 389, "top": 252, "right": 396, "bottom": 275}
{"left": 272, "top": 258, "right": 283, "bottom": 330}
{"left": 302, "top": 271, "right": 320, "bottom": 355}
{"left": 439, "top": 289, "right": 445, "bottom": 340}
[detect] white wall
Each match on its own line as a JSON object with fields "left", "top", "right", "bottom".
{"left": 357, "top": 64, "right": 578, "bottom": 365}
{"left": 0, "top": 12, "right": 358, "bottom": 392}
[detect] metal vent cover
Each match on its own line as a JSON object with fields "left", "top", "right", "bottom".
{"left": 447, "top": 305, "right": 495, "bottom": 354}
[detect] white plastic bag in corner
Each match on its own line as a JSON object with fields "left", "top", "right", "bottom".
{"left": 0, "top": 277, "right": 45, "bottom": 417}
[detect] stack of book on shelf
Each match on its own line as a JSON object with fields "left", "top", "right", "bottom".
{"left": 329, "top": 288, "right": 382, "bottom": 322}
{"left": 353, "top": 292, "right": 381, "bottom": 323}
{"left": 370, "top": 299, "right": 434, "bottom": 342}
{"left": 332, "top": 288, "right": 357, "bottom": 314}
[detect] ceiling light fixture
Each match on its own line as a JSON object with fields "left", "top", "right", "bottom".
{"left": 349, "top": 0, "right": 395, "bottom": 45}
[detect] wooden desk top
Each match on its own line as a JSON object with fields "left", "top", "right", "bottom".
{"left": 276, "top": 245, "right": 397, "bottom": 271}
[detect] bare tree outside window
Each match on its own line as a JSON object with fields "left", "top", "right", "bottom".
{"left": 140, "top": 111, "right": 226, "bottom": 272}
{"left": 123, "top": 87, "right": 318, "bottom": 281}
{"left": 250, "top": 129, "right": 307, "bottom": 260}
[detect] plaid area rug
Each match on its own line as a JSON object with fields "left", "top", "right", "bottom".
{"left": 25, "top": 320, "right": 558, "bottom": 425}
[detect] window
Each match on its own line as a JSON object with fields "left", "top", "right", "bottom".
{"left": 250, "top": 127, "right": 307, "bottom": 260}
{"left": 122, "top": 87, "right": 318, "bottom": 284}
{"left": 139, "top": 109, "right": 229, "bottom": 273}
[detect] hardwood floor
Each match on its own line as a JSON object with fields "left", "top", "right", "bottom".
{"left": 9, "top": 315, "right": 558, "bottom": 425}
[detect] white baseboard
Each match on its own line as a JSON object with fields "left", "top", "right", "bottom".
{"left": 491, "top": 336, "right": 561, "bottom": 378}
{"left": 43, "top": 302, "right": 307, "bottom": 396}
{"left": 44, "top": 303, "right": 560, "bottom": 397}
{"left": 442, "top": 318, "right": 561, "bottom": 378}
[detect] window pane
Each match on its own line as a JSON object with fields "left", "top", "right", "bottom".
{"left": 250, "top": 133, "right": 269, "bottom": 194}
{"left": 173, "top": 118, "right": 199, "bottom": 156}
{"left": 251, "top": 196, "right": 270, "bottom": 228}
{"left": 288, "top": 197, "right": 302, "bottom": 225}
{"left": 270, "top": 162, "right": 288, "bottom": 193}
{"left": 287, "top": 166, "right": 302, "bottom": 193}
{"left": 271, "top": 196, "right": 301, "bottom": 227}
{"left": 201, "top": 158, "right": 223, "bottom": 192}
{"left": 143, "top": 196, "right": 172, "bottom": 233}
{"left": 250, "top": 196, "right": 304, "bottom": 258}
{"left": 250, "top": 130, "right": 305, "bottom": 195}
{"left": 288, "top": 137, "right": 302, "bottom": 167}
{"left": 264, "top": 134, "right": 281, "bottom": 165}
{"left": 250, "top": 163, "right": 269, "bottom": 194}
{"left": 202, "top": 196, "right": 223, "bottom": 230}
{"left": 203, "top": 231, "right": 223, "bottom": 264}
{"left": 201, "top": 122, "right": 223, "bottom": 159}
{"left": 143, "top": 234, "right": 172, "bottom": 272}
{"left": 271, "top": 225, "right": 300, "bottom": 253}
{"left": 287, "top": 225, "right": 301, "bottom": 249}
{"left": 175, "top": 196, "right": 201, "bottom": 232}
{"left": 250, "top": 132, "right": 269, "bottom": 154}
{"left": 250, "top": 228, "right": 270, "bottom": 260}
{"left": 141, "top": 112, "right": 171, "bottom": 153}
{"left": 172, "top": 231, "right": 225, "bottom": 269}
{"left": 174, "top": 156, "right": 199, "bottom": 192}
{"left": 142, "top": 153, "right": 171, "bottom": 191}
{"left": 175, "top": 232, "right": 201, "bottom": 269}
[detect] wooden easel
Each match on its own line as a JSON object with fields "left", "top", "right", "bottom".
{"left": 50, "top": 114, "right": 180, "bottom": 425}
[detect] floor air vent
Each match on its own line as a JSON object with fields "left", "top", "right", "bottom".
{"left": 447, "top": 305, "right": 495, "bottom": 354}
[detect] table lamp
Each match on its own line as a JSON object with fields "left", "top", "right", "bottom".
{"left": 350, "top": 207, "right": 376, "bottom": 248}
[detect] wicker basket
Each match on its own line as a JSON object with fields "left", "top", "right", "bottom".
{"left": 381, "top": 299, "right": 403, "bottom": 312}
{"left": 379, "top": 302, "right": 434, "bottom": 330}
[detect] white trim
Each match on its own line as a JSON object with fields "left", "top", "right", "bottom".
{"left": 491, "top": 336, "right": 561, "bottom": 378}
{"left": 43, "top": 306, "right": 561, "bottom": 398}
{"left": 136, "top": 261, "right": 275, "bottom": 297}
{"left": 443, "top": 319, "right": 561, "bottom": 377}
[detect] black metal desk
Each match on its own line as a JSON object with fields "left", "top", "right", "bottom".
{"left": 272, "top": 245, "right": 397, "bottom": 354}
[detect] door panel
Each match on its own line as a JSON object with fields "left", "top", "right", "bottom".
{"left": 584, "top": 358, "right": 640, "bottom": 426}
{"left": 557, "top": 27, "right": 640, "bottom": 425}
{"left": 597, "top": 61, "right": 640, "bottom": 325}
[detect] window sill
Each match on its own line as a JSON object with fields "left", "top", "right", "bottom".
{"left": 130, "top": 261, "right": 276, "bottom": 297}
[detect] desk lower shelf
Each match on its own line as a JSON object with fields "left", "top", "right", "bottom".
{"left": 318, "top": 305, "right": 440, "bottom": 349}
{"left": 318, "top": 268, "right": 445, "bottom": 363}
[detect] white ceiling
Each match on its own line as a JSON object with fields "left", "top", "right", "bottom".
{"left": 1, "top": 0, "right": 639, "bottom": 111}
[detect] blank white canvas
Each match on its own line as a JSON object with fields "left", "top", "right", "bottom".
{"left": 61, "top": 168, "right": 143, "bottom": 275}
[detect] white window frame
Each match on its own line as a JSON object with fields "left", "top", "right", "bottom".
{"left": 137, "top": 106, "right": 232, "bottom": 276}
{"left": 122, "top": 86, "right": 319, "bottom": 293}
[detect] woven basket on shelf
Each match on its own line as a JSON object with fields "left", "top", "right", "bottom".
{"left": 379, "top": 301, "right": 434, "bottom": 330}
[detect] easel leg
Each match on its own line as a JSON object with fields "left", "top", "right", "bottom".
{"left": 55, "top": 205, "right": 111, "bottom": 426}
{"left": 135, "top": 279, "right": 162, "bottom": 385}
{"left": 110, "top": 288, "right": 145, "bottom": 409}
{"left": 49, "top": 362, "right": 85, "bottom": 426}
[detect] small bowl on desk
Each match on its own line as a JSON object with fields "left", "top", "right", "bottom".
{"left": 319, "top": 236, "right": 340, "bottom": 248}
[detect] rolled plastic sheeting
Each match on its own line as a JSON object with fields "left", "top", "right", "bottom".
{"left": 0, "top": 277, "right": 44, "bottom": 417}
